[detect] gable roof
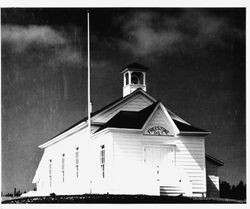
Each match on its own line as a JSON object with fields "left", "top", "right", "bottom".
{"left": 173, "top": 119, "right": 208, "bottom": 133}
{"left": 91, "top": 88, "right": 156, "bottom": 120}
{"left": 94, "top": 101, "right": 210, "bottom": 135}
{"left": 39, "top": 88, "right": 156, "bottom": 146}
{"left": 40, "top": 88, "right": 210, "bottom": 148}
{"left": 95, "top": 102, "right": 158, "bottom": 133}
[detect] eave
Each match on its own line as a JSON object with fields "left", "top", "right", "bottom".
{"left": 178, "top": 131, "right": 211, "bottom": 136}
{"left": 39, "top": 121, "right": 88, "bottom": 149}
{"left": 38, "top": 89, "right": 156, "bottom": 149}
{"left": 206, "top": 154, "right": 224, "bottom": 166}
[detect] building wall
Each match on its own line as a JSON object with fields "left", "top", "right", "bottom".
{"left": 35, "top": 128, "right": 115, "bottom": 196}
{"left": 35, "top": 128, "right": 92, "bottom": 195}
{"left": 91, "top": 132, "right": 114, "bottom": 193}
{"left": 34, "top": 128, "right": 207, "bottom": 196}
{"left": 111, "top": 131, "right": 206, "bottom": 196}
{"left": 206, "top": 160, "right": 220, "bottom": 197}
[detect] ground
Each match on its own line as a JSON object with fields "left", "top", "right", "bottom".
{"left": 1, "top": 194, "right": 246, "bottom": 204}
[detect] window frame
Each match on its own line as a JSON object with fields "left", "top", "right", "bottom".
{"left": 100, "top": 145, "right": 105, "bottom": 178}
{"left": 131, "top": 72, "right": 143, "bottom": 85}
{"left": 125, "top": 72, "right": 129, "bottom": 85}
{"left": 75, "top": 147, "right": 79, "bottom": 178}
{"left": 62, "top": 154, "right": 65, "bottom": 183}
{"left": 49, "top": 159, "right": 52, "bottom": 187}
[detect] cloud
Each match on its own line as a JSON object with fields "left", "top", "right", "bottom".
{"left": 115, "top": 10, "right": 244, "bottom": 57}
{"left": 2, "top": 24, "right": 84, "bottom": 66}
{"left": 117, "top": 11, "right": 183, "bottom": 56}
{"left": 54, "top": 46, "right": 84, "bottom": 66}
{"left": 2, "top": 25, "right": 66, "bottom": 52}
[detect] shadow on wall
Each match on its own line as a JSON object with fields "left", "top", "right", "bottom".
{"left": 206, "top": 175, "right": 219, "bottom": 198}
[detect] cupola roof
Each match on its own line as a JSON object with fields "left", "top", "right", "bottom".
{"left": 121, "top": 62, "right": 149, "bottom": 74}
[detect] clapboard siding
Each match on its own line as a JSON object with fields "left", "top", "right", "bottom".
{"left": 36, "top": 128, "right": 93, "bottom": 195}
{"left": 36, "top": 128, "right": 115, "bottom": 195}
{"left": 207, "top": 164, "right": 218, "bottom": 174}
{"left": 176, "top": 157, "right": 204, "bottom": 161}
{"left": 91, "top": 132, "right": 114, "bottom": 193}
{"left": 92, "top": 94, "right": 153, "bottom": 123}
{"left": 177, "top": 153, "right": 204, "bottom": 158}
{"left": 112, "top": 132, "right": 206, "bottom": 194}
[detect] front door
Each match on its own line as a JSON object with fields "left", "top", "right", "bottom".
{"left": 144, "top": 146, "right": 175, "bottom": 181}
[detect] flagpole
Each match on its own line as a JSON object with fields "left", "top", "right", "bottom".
{"left": 87, "top": 11, "right": 91, "bottom": 137}
{"left": 87, "top": 10, "right": 92, "bottom": 193}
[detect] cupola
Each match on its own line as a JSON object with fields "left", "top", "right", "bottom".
{"left": 121, "top": 63, "right": 148, "bottom": 97}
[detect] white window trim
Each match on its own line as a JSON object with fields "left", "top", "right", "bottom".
{"left": 49, "top": 159, "right": 52, "bottom": 187}
{"left": 62, "top": 154, "right": 65, "bottom": 183}
{"left": 100, "top": 145, "right": 105, "bottom": 178}
{"left": 75, "top": 147, "right": 79, "bottom": 178}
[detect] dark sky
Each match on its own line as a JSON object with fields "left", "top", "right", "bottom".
{"left": 1, "top": 8, "right": 245, "bottom": 193}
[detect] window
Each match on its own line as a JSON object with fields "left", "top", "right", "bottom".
{"left": 125, "top": 72, "right": 129, "bottom": 85}
{"left": 62, "top": 154, "right": 65, "bottom": 183}
{"left": 75, "top": 147, "right": 79, "bottom": 178}
{"left": 100, "top": 145, "right": 105, "bottom": 178}
{"left": 131, "top": 72, "right": 143, "bottom": 84}
{"left": 49, "top": 159, "right": 52, "bottom": 187}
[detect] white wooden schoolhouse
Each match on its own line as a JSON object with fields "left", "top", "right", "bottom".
{"left": 31, "top": 63, "right": 223, "bottom": 197}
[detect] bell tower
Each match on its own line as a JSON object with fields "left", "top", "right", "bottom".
{"left": 121, "top": 63, "right": 148, "bottom": 97}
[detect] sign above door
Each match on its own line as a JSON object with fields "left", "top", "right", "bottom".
{"left": 146, "top": 126, "right": 169, "bottom": 136}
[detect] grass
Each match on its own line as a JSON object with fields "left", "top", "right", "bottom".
{"left": 1, "top": 194, "right": 246, "bottom": 204}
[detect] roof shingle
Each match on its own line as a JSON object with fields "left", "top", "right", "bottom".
{"left": 121, "top": 62, "right": 149, "bottom": 74}
{"left": 95, "top": 102, "right": 210, "bottom": 134}
{"left": 173, "top": 119, "right": 208, "bottom": 133}
{"left": 95, "top": 102, "right": 158, "bottom": 133}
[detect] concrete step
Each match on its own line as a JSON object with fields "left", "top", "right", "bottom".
{"left": 160, "top": 185, "right": 184, "bottom": 196}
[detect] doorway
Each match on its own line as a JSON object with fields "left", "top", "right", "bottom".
{"left": 144, "top": 146, "right": 175, "bottom": 181}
